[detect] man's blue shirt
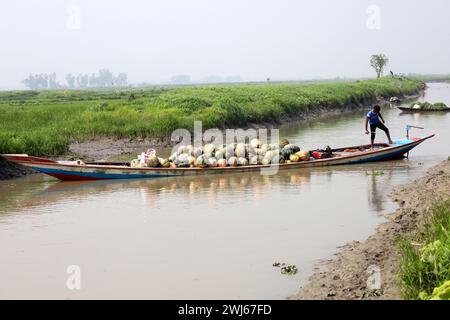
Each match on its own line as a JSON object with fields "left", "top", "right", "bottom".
{"left": 367, "top": 110, "right": 381, "bottom": 125}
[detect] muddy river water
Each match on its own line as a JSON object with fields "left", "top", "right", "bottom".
{"left": 0, "top": 83, "right": 449, "bottom": 299}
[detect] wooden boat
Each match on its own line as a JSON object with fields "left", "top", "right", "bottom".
{"left": 2, "top": 134, "right": 434, "bottom": 181}
{"left": 398, "top": 106, "right": 450, "bottom": 112}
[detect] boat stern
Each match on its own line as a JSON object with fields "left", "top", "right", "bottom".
{"left": 1, "top": 154, "right": 58, "bottom": 166}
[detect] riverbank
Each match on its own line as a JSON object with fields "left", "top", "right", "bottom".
{"left": 0, "top": 91, "right": 419, "bottom": 177}
{"left": 292, "top": 160, "right": 450, "bottom": 300}
{"left": 0, "top": 77, "right": 422, "bottom": 179}
{"left": 0, "top": 155, "right": 35, "bottom": 180}
{"left": 0, "top": 78, "right": 421, "bottom": 157}
{"left": 68, "top": 93, "right": 419, "bottom": 161}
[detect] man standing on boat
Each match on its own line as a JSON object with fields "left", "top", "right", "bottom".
{"left": 365, "top": 105, "right": 393, "bottom": 148}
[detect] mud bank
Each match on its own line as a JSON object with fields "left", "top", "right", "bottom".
{"left": 69, "top": 94, "right": 418, "bottom": 161}
{"left": 292, "top": 160, "right": 450, "bottom": 300}
{"left": 0, "top": 156, "right": 36, "bottom": 180}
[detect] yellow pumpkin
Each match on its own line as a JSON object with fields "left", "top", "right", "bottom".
{"left": 130, "top": 159, "right": 139, "bottom": 168}
{"left": 295, "top": 150, "right": 310, "bottom": 161}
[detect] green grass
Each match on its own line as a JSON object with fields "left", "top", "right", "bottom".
{"left": 0, "top": 77, "right": 421, "bottom": 156}
{"left": 398, "top": 198, "right": 450, "bottom": 300}
{"left": 409, "top": 74, "right": 450, "bottom": 83}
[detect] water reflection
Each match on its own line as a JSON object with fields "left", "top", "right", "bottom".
{"left": 0, "top": 161, "right": 420, "bottom": 220}
{"left": 366, "top": 169, "right": 396, "bottom": 212}
{"left": 1, "top": 170, "right": 314, "bottom": 214}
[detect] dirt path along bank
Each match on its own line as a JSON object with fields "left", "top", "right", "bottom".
{"left": 293, "top": 160, "right": 450, "bottom": 300}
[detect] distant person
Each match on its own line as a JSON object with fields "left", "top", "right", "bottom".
{"left": 365, "top": 105, "right": 393, "bottom": 148}
{"left": 390, "top": 70, "right": 394, "bottom": 77}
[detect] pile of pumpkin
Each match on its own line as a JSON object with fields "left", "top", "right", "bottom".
{"left": 130, "top": 138, "right": 310, "bottom": 168}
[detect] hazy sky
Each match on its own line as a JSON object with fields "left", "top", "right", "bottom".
{"left": 1, "top": 0, "right": 449, "bottom": 89}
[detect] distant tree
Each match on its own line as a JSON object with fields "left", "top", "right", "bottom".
{"left": 22, "top": 73, "right": 37, "bottom": 89}
{"left": 47, "top": 72, "right": 62, "bottom": 89}
{"left": 89, "top": 73, "right": 97, "bottom": 87}
{"left": 97, "top": 69, "right": 114, "bottom": 87}
{"left": 22, "top": 70, "right": 128, "bottom": 89}
{"left": 76, "top": 74, "right": 89, "bottom": 88}
{"left": 370, "top": 54, "right": 389, "bottom": 78}
{"left": 114, "top": 72, "right": 128, "bottom": 86}
{"left": 65, "top": 73, "right": 76, "bottom": 88}
{"left": 22, "top": 73, "right": 59, "bottom": 89}
{"left": 41, "top": 74, "right": 49, "bottom": 88}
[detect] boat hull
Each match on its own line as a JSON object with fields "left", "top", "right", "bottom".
{"left": 2, "top": 135, "right": 434, "bottom": 181}
{"left": 398, "top": 107, "right": 450, "bottom": 112}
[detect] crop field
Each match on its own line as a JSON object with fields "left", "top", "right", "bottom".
{"left": 0, "top": 77, "right": 421, "bottom": 156}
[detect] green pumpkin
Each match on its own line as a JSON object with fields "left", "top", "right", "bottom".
{"left": 159, "top": 158, "right": 170, "bottom": 168}
{"left": 195, "top": 155, "right": 207, "bottom": 167}
{"left": 285, "top": 144, "right": 300, "bottom": 153}
{"left": 281, "top": 147, "right": 293, "bottom": 160}
{"left": 291, "top": 145, "right": 300, "bottom": 153}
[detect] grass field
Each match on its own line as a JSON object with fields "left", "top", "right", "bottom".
{"left": 399, "top": 198, "right": 450, "bottom": 300}
{"left": 0, "top": 77, "right": 421, "bottom": 156}
{"left": 410, "top": 74, "right": 450, "bottom": 83}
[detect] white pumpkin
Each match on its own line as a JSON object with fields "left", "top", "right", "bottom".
{"left": 235, "top": 143, "right": 246, "bottom": 158}
{"left": 217, "top": 159, "right": 227, "bottom": 167}
{"left": 227, "top": 156, "right": 238, "bottom": 167}
{"left": 204, "top": 144, "right": 215, "bottom": 158}
{"left": 207, "top": 157, "right": 218, "bottom": 167}
{"left": 237, "top": 157, "right": 249, "bottom": 166}
{"left": 215, "top": 148, "right": 226, "bottom": 160}
{"left": 193, "top": 147, "right": 203, "bottom": 158}
{"left": 250, "top": 138, "right": 261, "bottom": 149}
